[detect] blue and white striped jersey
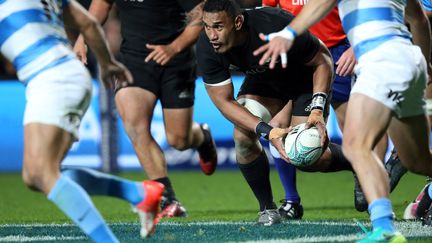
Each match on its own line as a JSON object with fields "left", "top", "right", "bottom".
{"left": 421, "top": 0, "right": 432, "bottom": 11}
{"left": 338, "top": 0, "right": 412, "bottom": 59}
{"left": 0, "top": 0, "right": 75, "bottom": 84}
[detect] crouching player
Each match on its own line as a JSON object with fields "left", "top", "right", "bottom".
{"left": 197, "top": 0, "right": 355, "bottom": 225}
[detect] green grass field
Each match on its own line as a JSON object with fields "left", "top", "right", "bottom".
{"left": 1, "top": 169, "right": 431, "bottom": 242}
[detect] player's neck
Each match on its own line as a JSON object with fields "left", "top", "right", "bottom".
{"left": 232, "top": 29, "right": 248, "bottom": 48}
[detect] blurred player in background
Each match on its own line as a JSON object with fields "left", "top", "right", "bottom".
{"left": 74, "top": 0, "right": 218, "bottom": 219}
{"left": 255, "top": 0, "right": 431, "bottom": 241}
{"left": 0, "top": 0, "right": 165, "bottom": 241}
{"left": 198, "top": 0, "right": 357, "bottom": 226}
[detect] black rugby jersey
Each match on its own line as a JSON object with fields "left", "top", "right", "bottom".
{"left": 196, "top": 7, "right": 320, "bottom": 85}
{"left": 116, "top": 0, "right": 202, "bottom": 56}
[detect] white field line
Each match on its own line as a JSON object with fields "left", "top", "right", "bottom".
{"left": 0, "top": 235, "right": 86, "bottom": 242}
{"left": 1, "top": 220, "right": 431, "bottom": 243}
{"left": 239, "top": 234, "right": 361, "bottom": 243}
{"left": 0, "top": 220, "right": 361, "bottom": 227}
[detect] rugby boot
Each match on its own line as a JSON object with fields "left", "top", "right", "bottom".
{"left": 134, "top": 180, "right": 164, "bottom": 238}
{"left": 197, "top": 123, "right": 218, "bottom": 175}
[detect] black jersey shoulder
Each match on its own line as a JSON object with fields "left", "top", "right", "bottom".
{"left": 242, "top": 7, "right": 295, "bottom": 35}
{"left": 196, "top": 7, "right": 322, "bottom": 84}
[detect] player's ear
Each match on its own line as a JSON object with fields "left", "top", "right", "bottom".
{"left": 234, "top": 15, "right": 244, "bottom": 30}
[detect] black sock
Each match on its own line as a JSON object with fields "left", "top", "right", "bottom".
{"left": 324, "top": 143, "right": 353, "bottom": 172}
{"left": 238, "top": 150, "right": 276, "bottom": 211}
{"left": 154, "top": 177, "right": 177, "bottom": 202}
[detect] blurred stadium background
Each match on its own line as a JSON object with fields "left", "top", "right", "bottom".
{"left": 0, "top": 76, "right": 345, "bottom": 173}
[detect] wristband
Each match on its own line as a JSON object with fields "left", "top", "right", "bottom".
{"left": 267, "top": 26, "right": 297, "bottom": 42}
{"left": 311, "top": 92, "right": 327, "bottom": 111}
{"left": 255, "top": 121, "right": 273, "bottom": 140}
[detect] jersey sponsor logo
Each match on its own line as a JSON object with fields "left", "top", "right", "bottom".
{"left": 292, "top": 0, "right": 309, "bottom": 6}
{"left": 229, "top": 64, "right": 268, "bottom": 76}
{"left": 245, "top": 67, "right": 267, "bottom": 75}
{"left": 229, "top": 64, "right": 240, "bottom": 71}
{"left": 230, "top": 58, "right": 279, "bottom": 76}
{"left": 245, "top": 57, "right": 279, "bottom": 75}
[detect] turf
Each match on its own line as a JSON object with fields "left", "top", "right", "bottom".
{"left": 0, "top": 170, "right": 430, "bottom": 242}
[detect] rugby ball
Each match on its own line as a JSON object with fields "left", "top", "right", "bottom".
{"left": 284, "top": 123, "right": 322, "bottom": 167}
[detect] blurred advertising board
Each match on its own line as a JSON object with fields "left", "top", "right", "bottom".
{"left": 0, "top": 77, "right": 342, "bottom": 171}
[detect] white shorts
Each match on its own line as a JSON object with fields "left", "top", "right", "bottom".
{"left": 23, "top": 58, "right": 92, "bottom": 140}
{"left": 351, "top": 40, "right": 427, "bottom": 118}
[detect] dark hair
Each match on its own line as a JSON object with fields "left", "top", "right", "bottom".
{"left": 203, "top": 0, "right": 241, "bottom": 19}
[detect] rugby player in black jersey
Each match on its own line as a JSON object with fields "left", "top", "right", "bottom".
{"left": 74, "top": 0, "right": 218, "bottom": 218}
{"left": 197, "top": 0, "right": 355, "bottom": 225}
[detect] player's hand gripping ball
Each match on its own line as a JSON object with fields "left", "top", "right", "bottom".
{"left": 284, "top": 123, "right": 322, "bottom": 167}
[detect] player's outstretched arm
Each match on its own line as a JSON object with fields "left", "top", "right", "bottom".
{"left": 253, "top": 0, "right": 337, "bottom": 68}
{"left": 307, "top": 42, "right": 333, "bottom": 99}
{"left": 145, "top": 2, "right": 204, "bottom": 65}
{"left": 64, "top": 0, "right": 132, "bottom": 89}
{"left": 72, "top": 0, "right": 113, "bottom": 64}
{"left": 304, "top": 42, "right": 333, "bottom": 147}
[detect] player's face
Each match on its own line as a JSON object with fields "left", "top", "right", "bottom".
{"left": 203, "top": 11, "right": 237, "bottom": 53}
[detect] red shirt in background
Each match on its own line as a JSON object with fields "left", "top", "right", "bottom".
{"left": 262, "top": 0, "right": 346, "bottom": 48}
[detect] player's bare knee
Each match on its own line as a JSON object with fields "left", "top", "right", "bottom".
{"left": 234, "top": 136, "right": 261, "bottom": 159}
{"left": 166, "top": 133, "right": 190, "bottom": 151}
{"left": 234, "top": 139, "right": 252, "bottom": 156}
{"left": 234, "top": 127, "right": 259, "bottom": 152}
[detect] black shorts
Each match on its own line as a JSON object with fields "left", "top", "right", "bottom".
{"left": 291, "top": 93, "right": 330, "bottom": 118}
{"left": 237, "top": 77, "right": 329, "bottom": 117}
{"left": 117, "top": 52, "right": 196, "bottom": 108}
